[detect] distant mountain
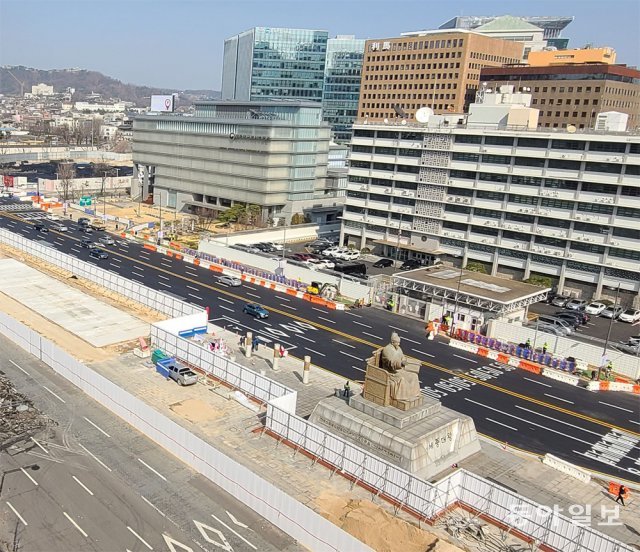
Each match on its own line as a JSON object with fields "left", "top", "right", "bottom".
{"left": 0, "top": 65, "right": 219, "bottom": 106}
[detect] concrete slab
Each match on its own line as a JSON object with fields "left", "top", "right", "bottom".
{"left": 0, "top": 258, "right": 148, "bottom": 347}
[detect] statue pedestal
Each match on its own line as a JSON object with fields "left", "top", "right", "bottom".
{"left": 309, "top": 394, "right": 481, "bottom": 479}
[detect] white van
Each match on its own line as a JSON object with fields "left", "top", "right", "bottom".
{"left": 535, "top": 315, "right": 573, "bottom": 335}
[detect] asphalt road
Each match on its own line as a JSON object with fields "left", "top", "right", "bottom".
{"left": 0, "top": 333, "right": 301, "bottom": 552}
{"left": 1, "top": 204, "right": 639, "bottom": 484}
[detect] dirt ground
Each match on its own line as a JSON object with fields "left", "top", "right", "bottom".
{"left": 169, "top": 398, "right": 223, "bottom": 424}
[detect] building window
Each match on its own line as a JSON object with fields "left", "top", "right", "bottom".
{"left": 577, "top": 203, "right": 614, "bottom": 214}
{"left": 544, "top": 178, "right": 578, "bottom": 190}
{"left": 540, "top": 198, "right": 574, "bottom": 210}
{"left": 452, "top": 152, "right": 480, "bottom": 162}
{"left": 478, "top": 172, "right": 508, "bottom": 183}
{"left": 535, "top": 236, "right": 566, "bottom": 248}
{"left": 517, "top": 137, "right": 548, "bottom": 148}
{"left": 484, "top": 136, "right": 514, "bottom": 146}
{"left": 449, "top": 169, "right": 476, "bottom": 180}
{"left": 585, "top": 162, "right": 622, "bottom": 175}
{"left": 570, "top": 242, "right": 605, "bottom": 254}
{"left": 548, "top": 159, "right": 581, "bottom": 171}
{"left": 609, "top": 248, "right": 640, "bottom": 261}
{"left": 447, "top": 186, "right": 474, "bottom": 197}
{"left": 512, "top": 175, "right": 543, "bottom": 186}
{"left": 503, "top": 230, "right": 530, "bottom": 241}
{"left": 508, "top": 194, "right": 537, "bottom": 205}
{"left": 506, "top": 213, "right": 535, "bottom": 223}
{"left": 454, "top": 134, "right": 482, "bottom": 144}
{"left": 482, "top": 154, "right": 511, "bottom": 165}
{"left": 473, "top": 208, "right": 501, "bottom": 218}
{"left": 581, "top": 182, "right": 617, "bottom": 194}
{"left": 351, "top": 144, "right": 373, "bottom": 153}
{"left": 617, "top": 206, "right": 640, "bottom": 218}
{"left": 551, "top": 140, "right": 585, "bottom": 151}
{"left": 514, "top": 157, "right": 545, "bottom": 168}
{"left": 538, "top": 217, "right": 570, "bottom": 228}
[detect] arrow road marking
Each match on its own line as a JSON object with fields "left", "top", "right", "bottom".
{"left": 212, "top": 513, "right": 256, "bottom": 550}
{"left": 225, "top": 511, "right": 248, "bottom": 528}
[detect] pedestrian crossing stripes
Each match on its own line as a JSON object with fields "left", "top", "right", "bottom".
{"left": 0, "top": 204, "right": 38, "bottom": 212}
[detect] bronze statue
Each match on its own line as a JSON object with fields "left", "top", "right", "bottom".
{"left": 380, "top": 332, "right": 421, "bottom": 401}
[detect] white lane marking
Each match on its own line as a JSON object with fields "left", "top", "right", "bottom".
{"left": 9, "top": 359, "right": 29, "bottom": 376}
{"left": 514, "top": 405, "right": 605, "bottom": 440}
{"left": 312, "top": 307, "right": 329, "bottom": 314}
{"left": 352, "top": 320, "right": 372, "bottom": 328}
{"left": 389, "top": 325, "right": 407, "bottom": 333}
{"left": 256, "top": 319, "right": 272, "bottom": 326}
{"left": 160, "top": 260, "right": 172, "bottom": 265}
{"left": 345, "top": 311, "right": 362, "bottom": 318}
{"left": 217, "top": 296, "right": 234, "bottom": 304}
{"left": 306, "top": 348, "right": 326, "bottom": 357}
{"left": 158, "top": 282, "right": 171, "bottom": 288}
{"left": 318, "top": 316, "right": 336, "bottom": 325}
{"left": 6, "top": 502, "right": 27, "bottom": 526}
{"left": 362, "top": 331, "right": 383, "bottom": 340}
{"left": 333, "top": 339, "right": 355, "bottom": 349}
{"left": 141, "top": 495, "right": 166, "bottom": 517}
{"left": 523, "top": 377, "right": 552, "bottom": 388}
{"left": 188, "top": 293, "right": 203, "bottom": 300}
{"left": 219, "top": 305, "right": 235, "bottom": 313}
{"left": 340, "top": 351, "right": 365, "bottom": 362}
{"left": 297, "top": 335, "right": 316, "bottom": 343}
{"left": 71, "top": 247, "right": 80, "bottom": 252}
{"left": 630, "top": 420, "right": 640, "bottom": 425}
{"left": 599, "top": 401, "right": 634, "bottom": 413}
{"left": 246, "top": 292, "right": 261, "bottom": 299}
{"left": 244, "top": 285, "right": 257, "bottom": 290}
{"left": 466, "top": 398, "right": 592, "bottom": 446}
{"left": 83, "top": 417, "right": 111, "bottom": 437}
{"left": 64, "top": 512, "right": 88, "bottom": 537}
{"left": 132, "top": 271, "right": 144, "bottom": 278}
{"left": 212, "top": 512, "right": 256, "bottom": 550}
{"left": 186, "top": 285, "right": 200, "bottom": 291}
{"left": 158, "top": 274, "right": 170, "bottom": 280}
{"left": 20, "top": 467, "right": 38, "bottom": 486}
{"left": 54, "top": 240, "right": 64, "bottom": 245}
{"left": 127, "top": 526, "right": 153, "bottom": 550}
{"left": 109, "top": 263, "right": 120, "bottom": 269}
{"left": 279, "top": 296, "right": 291, "bottom": 302}
{"left": 486, "top": 417, "right": 519, "bottom": 432}
{"left": 137, "top": 458, "right": 167, "bottom": 481}
{"left": 133, "top": 265, "right": 145, "bottom": 271}
{"left": 280, "top": 303, "right": 297, "bottom": 310}
{"left": 220, "top": 315, "right": 240, "bottom": 324}
{"left": 225, "top": 511, "right": 248, "bottom": 528}
{"left": 400, "top": 336, "right": 421, "bottom": 345}
{"left": 132, "top": 279, "right": 144, "bottom": 285}
{"left": 453, "top": 354, "right": 478, "bottom": 364}
{"left": 411, "top": 348, "right": 435, "bottom": 358}
{"left": 73, "top": 475, "right": 94, "bottom": 496}
{"left": 78, "top": 443, "right": 111, "bottom": 471}
{"left": 110, "top": 257, "right": 121, "bottom": 263}
{"left": 544, "top": 393, "right": 574, "bottom": 404}
{"left": 30, "top": 437, "right": 49, "bottom": 454}
{"left": 351, "top": 365, "right": 366, "bottom": 373}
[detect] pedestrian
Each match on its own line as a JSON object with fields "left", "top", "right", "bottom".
{"left": 386, "top": 297, "right": 395, "bottom": 311}
{"left": 606, "top": 361, "right": 613, "bottom": 378}
{"left": 252, "top": 336, "right": 259, "bottom": 352}
{"left": 615, "top": 485, "right": 626, "bottom": 506}
{"left": 426, "top": 320, "right": 435, "bottom": 340}
{"left": 279, "top": 344, "right": 286, "bottom": 358}
{"left": 239, "top": 334, "right": 246, "bottom": 348}
{"left": 542, "top": 342, "right": 549, "bottom": 355}
{"left": 343, "top": 381, "right": 351, "bottom": 398}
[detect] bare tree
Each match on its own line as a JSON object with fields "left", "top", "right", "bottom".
{"left": 56, "top": 161, "right": 75, "bottom": 203}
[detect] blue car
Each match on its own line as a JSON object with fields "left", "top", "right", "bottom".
{"left": 243, "top": 303, "right": 269, "bottom": 319}
{"left": 89, "top": 247, "right": 108, "bottom": 260}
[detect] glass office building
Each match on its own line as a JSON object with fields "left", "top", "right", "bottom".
{"left": 322, "top": 35, "right": 366, "bottom": 143}
{"left": 222, "top": 27, "right": 328, "bottom": 102}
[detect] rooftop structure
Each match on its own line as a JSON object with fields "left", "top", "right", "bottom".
{"left": 439, "top": 15, "right": 574, "bottom": 40}
{"left": 527, "top": 47, "right": 617, "bottom": 66}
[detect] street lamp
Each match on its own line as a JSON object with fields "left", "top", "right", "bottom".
{"left": 394, "top": 213, "right": 403, "bottom": 263}
{"left": 599, "top": 283, "right": 621, "bottom": 379}
{"left": 450, "top": 255, "right": 465, "bottom": 336}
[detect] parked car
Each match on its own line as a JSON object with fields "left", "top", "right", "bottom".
{"left": 600, "top": 305, "right": 624, "bottom": 319}
{"left": 51, "top": 223, "right": 68, "bottom": 232}
{"left": 566, "top": 299, "right": 587, "bottom": 311}
{"left": 98, "top": 235, "right": 115, "bottom": 245}
{"left": 553, "top": 312, "right": 582, "bottom": 329}
{"left": 34, "top": 222, "right": 48, "bottom": 233}
{"left": 263, "top": 242, "right": 283, "bottom": 251}
{"left": 166, "top": 361, "right": 198, "bottom": 386}
{"left": 373, "top": 258, "right": 394, "bottom": 268}
{"left": 551, "top": 295, "right": 571, "bottom": 307}
{"left": 243, "top": 303, "right": 269, "bottom": 319}
{"left": 531, "top": 322, "right": 567, "bottom": 336}
{"left": 585, "top": 302, "right": 607, "bottom": 315}
{"left": 619, "top": 309, "right": 640, "bottom": 324}
{"left": 324, "top": 246, "right": 345, "bottom": 257}
{"left": 89, "top": 247, "right": 108, "bottom": 260}
{"left": 254, "top": 242, "right": 276, "bottom": 252}
{"left": 535, "top": 315, "right": 574, "bottom": 335}
{"left": 218, "top": 275, "right": 242, "bottom": 287}
{"left": 338, "top": 250, "right": 360, "bottom": 261}
{"left": 80, "top": 237, "right": 93, "bottom": 248}
{"left": 400, "top": 259, "right": 421, "bottom": 270}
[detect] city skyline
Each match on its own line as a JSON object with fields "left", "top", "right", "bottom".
{"left": 1, "top": 0, "right": 638, "bottom": 91}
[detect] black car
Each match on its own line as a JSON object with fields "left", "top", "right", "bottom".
{"left": 554, "top": 310, "right": 590, "bottom": 326}
{"left": 89, "top": 247, "right": 108, "bottom": 260}
{"left": 78, "top": 217, "right": 90, "bottom": 226}
{"left": 80, "top": 237, "right": 93, "bottom": 248}
{"left": 34, "top": 222, "right": 48, "bottom": 233}
{"left": 373, "top": 258, "right": 394, "bottom": 268}
{"left": 400, "top": 259, "right": 421, "bottom": 270}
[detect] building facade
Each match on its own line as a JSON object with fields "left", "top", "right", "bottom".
{"left": 439, "top": 15, "right": 573, "bottom": 41}
{"left": 470, "top": 15, "right": 546, "bottom": 61}
{"left": 357, "top": 30, "right": 523, "bottom": 122}
{"left": 528, "top": 47, "right": 616, "bottom": 66}
{"left": 132, "top": 100, "right": 338, "bottom": 224}
{"left": 341, "top": 98, "right": 640, "bottom": 305}
{"left": 221, "top": 27, "right": 328, "bottom": 103}
{"left": 481, "top": 64, "right": 640, "bottom": 130}
{"left": 321, "top": 35, "right": 366, "bottom": 143}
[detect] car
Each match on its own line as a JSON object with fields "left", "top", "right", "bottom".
{"left": 619, "top": 309, "right": 640, "bottom": 323}
{"left": 566, "top": 299, "right": 587, "bottom": 311}
{"left": 337, "top": 250, "right": 360, "bottom": 261}
{"left": 531, "top": 322, "right": 567, "bottom": 336}
{"left": 323, "top": 246, "right": 341, "bottom": 257}
{"left": 243, "top": 303, "right": 269, "bottom": 319}
{"left": 218, "top": 275, "right": 242, "bottom": 287}
{"left": 81, "top": 226, "right": 93, "bottom": 234}
{"left": 254, "top": 242, "right": 276, "bottom": 252}
{"left": 264, "top": 242, "right": 283, "bottom": 251}
{"left": 585, "top": 302, "right": 607, "bottom": 315}
{"left": 45, "top": 213, "right": 61, "bottom": 221}
{"left": 552, "top": 312, "right": 582, "bottom": 329}
{"left": 52, "top": 223, "right": 68, "bottom": 232}
{"left": 600, "top": 305, "right": 624, "bottom": 319}
{"left": 165, "top": 361, "right": 198, "bottom": 386}
{"left": 373, "top": 258, "right": 394, "bottom": 268}
{"left": 551, "top": 295, "right": 571, "bottom": 307}
{"left": 80, "top": 237, "right": 93, "bottom": 248}
{"left": 98, "top": 235, "right": 115, "bottom": 245}
{"left": 77, "top": 217, "right": 90, "bottom": 226}
{"left": 400, "top": 259, "right": 421, "bottom": 270}
{"left": 318, "top": 258, "right": 335, "bottom": 269}
{"left": 89, "top": 247, "right": 108, "bottom": 260}
{"left": 34, "top": 223, "right": 49, "bottom": 233}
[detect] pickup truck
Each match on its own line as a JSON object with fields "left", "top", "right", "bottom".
{"left": 90, "top": 219, "right": 106, "bottom": 231}
{"left": 166, "top": 361, "right": 198, "bottom": 386}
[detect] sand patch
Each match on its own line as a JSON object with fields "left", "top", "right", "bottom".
{"left": 315, "top": 491, "right": 463, "bottom": 552}
{"left": 169, "top": 398, "right": 222, "bottom": 424}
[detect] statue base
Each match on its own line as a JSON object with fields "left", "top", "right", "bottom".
{"left": 309, "top": 394, "right": 481, "bottom": 478}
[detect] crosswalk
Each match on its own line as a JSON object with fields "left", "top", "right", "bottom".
{"left": 0, "top": 203, "right": 39, "bottom": 213}
{"left": 11, "top": 211, "right": 50, "bottom": 220}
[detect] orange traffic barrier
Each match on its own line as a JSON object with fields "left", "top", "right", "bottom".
{"left": 326, "top": 302, "right": 337, "bottom": 310}
{"left": 193, "top": 259, "right": 200, "bottom": 266}
{"left": 633, "top": 385, "right": 640, "bottom": 395}
{"left": 477, "top": 347, "right": 489, "bottom": 357}
{"left": 608, "top": 482, "right": 631, "bottom": 499}
{"left": 286, "top": 288, "right": 298, "bottom": 296}
{"left": 209, "top": 265, "right": 222, "bottom": 273}
{"left": 601, "top": 381, "right": 610, "bottom": 391}
{"left": 497, "top": 353, "right": 510, "bottom": 364}
{"left": 518, "top": 361, "right": 541, "bottom": 375}
{"left": 143, "top": 244, "right": 157, "bottom": 251}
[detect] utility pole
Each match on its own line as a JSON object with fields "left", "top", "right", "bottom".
{"left": 102, "top": 171, "right": 108, "bottom": 220}
{"left": 599, "top": 283, "right": 621, "bottom": 379}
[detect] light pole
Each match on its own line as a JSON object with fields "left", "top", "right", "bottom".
{"left": 102, "top": 171, "right": 108, "bottom": 220}
{"left": 450, "top": 255, "right": 464, "bottom": 336}
{"left": 600, "top": 283, "right": 621, "bottom": 379}
{"left": 394, "top": 213, "right": 403, "bottom": 263}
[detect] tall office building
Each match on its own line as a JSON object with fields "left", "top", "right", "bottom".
{"left": 221, "top": 27, "right": 328, "bottom": 102}
{"left": 357, "top": 30, "right": 523, "bottom": 122}
{"left": 341, "top": 89, "right": 640, "bottom": 304}
{"left": 321, "top": 35, "right": 366, "bottom": 143}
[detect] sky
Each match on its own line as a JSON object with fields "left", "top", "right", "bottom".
{"left": 1, "top": 0, "right": 639, "bottom": 91}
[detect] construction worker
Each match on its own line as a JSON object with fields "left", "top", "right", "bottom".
{"left": 606, "top": 361, "right": 613, "bottom": 378}
{"left": 386, "top": 297, "right": 395, "bottom": 311}
{"left": 542, "top": 342, "right": 549, "bottom": 355}
{"left": 525, "top": 338, "right": 532, "bottom": 350}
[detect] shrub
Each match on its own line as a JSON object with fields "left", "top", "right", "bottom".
{"left": 464, "top": 261, "right": 488, "bottom": 274}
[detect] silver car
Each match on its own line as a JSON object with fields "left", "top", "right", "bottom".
{"left": 98, "top": 236, "right": 115, "bottom": 245}
{"left": 218, "top": 275, "right": 242, "bottom": 287}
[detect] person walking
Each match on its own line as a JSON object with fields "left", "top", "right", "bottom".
{"left": 343, "top": 381, "right": 351, "bottom": 398}
{"left": 615, "top": 485, "right": 626, "bottom": 506}
{"left": 252, "top": 336, "right": 259, "bottom": 352}
{"left": 239, "top": 334, "right": 246, "bottom": 348}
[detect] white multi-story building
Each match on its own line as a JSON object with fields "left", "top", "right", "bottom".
{"left": 341, "top": 88, "right": 640, "bottom": 305}
{"left": 31, "top": 83, "right": 54, "bottom": 96}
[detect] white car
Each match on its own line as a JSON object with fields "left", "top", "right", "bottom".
{"left": 46, "top": 213, "right": 61, "bottom": 221}
{"left": 218, "top": 275, "right": 242, "bottom": 287}
{"left": 330, "top": 247, "right": 350, "bottom": 259}
{"left": 619, "top": 309, "right": 640, "bottom": 323}
{"left": 266, "top": 242, "right": 283, "bottom": 251}
{"left": 51, "top": 223, "right": 68, "bottom": 232}
{"left": 585, "top": 302, "right": 607, "bottom": 315}
{"left": 339, "top": 250, "right": 360, "bottom": 261}
{"left": 323, "top": 246, "right": 342, "bottom": 257}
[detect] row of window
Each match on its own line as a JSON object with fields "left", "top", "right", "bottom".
{"left": 367, "top": 60, "right": 462, "bottom": 73}
{"left": 367, "top": 38, "right": 466, "bottom": 56}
